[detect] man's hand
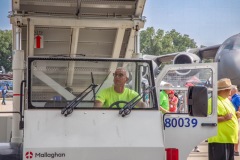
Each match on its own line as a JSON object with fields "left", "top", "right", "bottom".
{"left": 94, "top": 100, "right": 103, "bottom": 107}
{"left": 159, "top": 106, "right": 169, "bottom": 113}
{"left": 236, "top": 111, "right": 240, "bottom": 119}
{"left": 224, "top": 113, "right": 233, "bottom": 121}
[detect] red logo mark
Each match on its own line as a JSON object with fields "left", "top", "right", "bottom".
{"left": 25, "top": 151, "right": 33, "bottom": 159}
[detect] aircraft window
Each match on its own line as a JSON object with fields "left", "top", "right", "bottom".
{"left": 222, "top": 39, "right": 234, "bottom": 51}
{"left": 224, "top": 43, "right": 233, "bottom": 50}
{"left": 160, "top": 68, "right": 213, "bottom": 114}
{"left": 234, "top": 38, "right": 240, "bottom": 50}
{"left": 29, "top": 59, "right": 157, "bottom": 110}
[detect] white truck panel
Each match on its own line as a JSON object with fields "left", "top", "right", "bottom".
{"left": 24, "top": 110, "right": 165, "bottom": 160}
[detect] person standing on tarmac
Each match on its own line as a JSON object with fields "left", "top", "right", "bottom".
{"left": 230, "top": 85, "right": 240, "bottom": 156}
{"left": 168, "top": 90, "right": 178, "bottom": 113}
{"left": 159, "top": 83, "right": 172, "bottom": 113}
{"left": 208, "top": 78, "right": 240, "bottom": 160}
{"left": 1, "top": 86, "right": 8, "bottom": 105}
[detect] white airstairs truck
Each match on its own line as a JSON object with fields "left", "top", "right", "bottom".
{"left": 0, "top": 0, "right": 218, "bottom": 160}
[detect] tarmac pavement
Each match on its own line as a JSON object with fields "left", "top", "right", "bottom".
{"left": 0, "top": 99, "right": 13, "bottom": 116}
{"left": 188, "top": 141, "right": 240, "bottom": 160}
{"left": 188, "top": 142, "right": 208, "bottom": 160}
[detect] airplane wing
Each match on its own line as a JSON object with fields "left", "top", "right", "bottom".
{"left": 143, "top": 44, "right": 221, "bottom": 66}
{"left": 143, "top": 52, "right": 180, "bottom": 65}
{"left": 197, "top": 44, "right": 221, "bottom": 59}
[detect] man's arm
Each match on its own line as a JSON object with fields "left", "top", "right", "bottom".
{"left": 159, "top": 106, "right": 169, "bottom": 113}
{"left": 236, "top": 110, "right": 240, "bottom": 119}
{"left": 218, "top": 113, "right": 233, "bottom": 122}
{"left": 94, "top": 100, "right": 103, "bottom": 107}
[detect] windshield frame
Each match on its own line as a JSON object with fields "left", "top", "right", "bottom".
{"left": 27, "top": 57, "right": 158, "bottom": 110}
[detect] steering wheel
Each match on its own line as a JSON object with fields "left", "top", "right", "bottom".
{"left": 109, "top": 101, "right": 128, "bottom": 109}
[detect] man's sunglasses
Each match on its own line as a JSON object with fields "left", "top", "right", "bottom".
{"left": 113, "top": 73, "right": 125, "bottom": 78}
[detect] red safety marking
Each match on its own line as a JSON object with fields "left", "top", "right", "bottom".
{"left": 36, "top": 35, "right": 41, "bottom": 48}
{"left": 165, "top": 148, "right": 179, "bottom": 160}
{"left": 13, "top": 94, "right": 23, "bottom": 96}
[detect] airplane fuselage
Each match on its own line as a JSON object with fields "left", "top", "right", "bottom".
{"left": 214, "top": 33, "right": 240, "bottom": 87}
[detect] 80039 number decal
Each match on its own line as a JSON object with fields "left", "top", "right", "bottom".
{"left": 164, "top": 118, "right": 198, "bottom": 128}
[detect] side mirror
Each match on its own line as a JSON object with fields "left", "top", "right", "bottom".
{"left": 188, "top": 86, "right": 208, "bottom": 117}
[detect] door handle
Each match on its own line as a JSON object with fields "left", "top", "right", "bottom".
{"left": 201, "top": 123, "right": 217, "bottom": 127}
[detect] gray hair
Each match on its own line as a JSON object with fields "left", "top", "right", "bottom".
{"left": 115, "top": 67, "right": 129, "bottom": 78}
{"left": 230, "top": 85, "right": 238, "bottom": 96}
{"left": 231, "top": 85, "right": 238, "bottom": 91}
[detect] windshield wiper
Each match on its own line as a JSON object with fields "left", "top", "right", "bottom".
{"left": 119, "top": 86, "right": 155, "bottom": 117}
{"left": 61, "top": 72, "right": 98, "bottom": 117}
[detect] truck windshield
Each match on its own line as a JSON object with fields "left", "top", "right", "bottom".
{"left": 28, "top": 57, "right": 157, "bottom": 109}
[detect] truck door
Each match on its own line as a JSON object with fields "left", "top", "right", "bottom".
{"left": 155, "top": 63, "right": 218, "bottom": 160}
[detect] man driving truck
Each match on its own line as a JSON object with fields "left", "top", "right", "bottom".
{"left": 94, "top": 67, "right": 147, "bottom": 108}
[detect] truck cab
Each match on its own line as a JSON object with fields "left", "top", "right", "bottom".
{"left": 0, "top": 0, "right": 218, "bottom": 160}
{"left": 25, "top": 57, "right": 163, "bottom": 160}
{"left": 24, "top": 56, "right": 217, "bottom": 160}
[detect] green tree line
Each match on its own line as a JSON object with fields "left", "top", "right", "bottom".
{"left": 140, "top": 27, "right": 197, "bottom": 55}
{"left": 0, "top": 30, "right": 12, "bottom": 73}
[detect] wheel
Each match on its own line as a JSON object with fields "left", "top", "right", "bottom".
{"left": 109, "top": 101, "right": 128, "bottom": 109}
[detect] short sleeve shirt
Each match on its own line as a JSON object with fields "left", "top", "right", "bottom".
{"left": 1, "top": 89, "right": 7, "bottom": 98}
{"left": 169, "top": 96, "right": 178, "bottom": 112}
{"left": 96, "top": 86, "right": 139, "bottom": 108}
{"left": 159, "top": 90, "right": 169, "bottom": 111}
{"left": 231, "top": 94, "right": 240, "bottom": 111}
{"left": 208, "top": 96, "right": 238, "bottom": 143}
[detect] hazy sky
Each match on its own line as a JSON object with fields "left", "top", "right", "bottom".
{"left": 0, "top": 0, "right": 240, "bottom": 46}
{"left": 0, "top": 0, "right": 11, "bottom": 30}
{"left": 143, "top": 0, "right": 240, "bottom": 46}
